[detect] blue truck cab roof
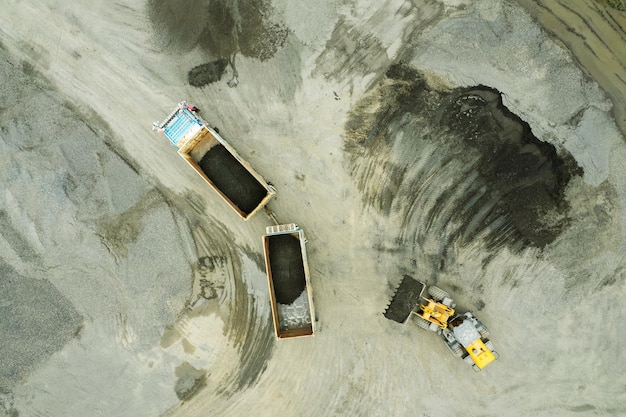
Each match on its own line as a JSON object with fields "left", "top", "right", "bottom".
{"left": 154, "top": 102, "right": 203, "bottom": 147}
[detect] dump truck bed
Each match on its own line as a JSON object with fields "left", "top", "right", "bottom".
{"left": 262, "top": 224, "right": 315, "bottom": 339}
{"left": 155, "top": 102, "right": 275, "bottom": 220}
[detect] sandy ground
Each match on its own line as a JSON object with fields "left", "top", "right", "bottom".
{"left": 1, "top": 0, "right": 626, "bottom": 416}
{"left": 514, "top": 0, "right": 626, "bottom": 136}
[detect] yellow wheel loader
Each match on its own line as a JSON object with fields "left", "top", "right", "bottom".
{"left": 412, "top": 285, "right": 456, "bottom": 331}
{"left": 385, "top": 275, "right": 498, "bottom": 371}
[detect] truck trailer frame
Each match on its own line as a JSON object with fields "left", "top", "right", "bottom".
{"left": 262, "top": 224, "right": 316, "bottom": 339}
{"left": 154, "top": 101, "right": 275, "bottom": 220}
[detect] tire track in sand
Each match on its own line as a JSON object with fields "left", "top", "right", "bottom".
{"left": 159, "top": 190, "right": 274, "bottom": 406}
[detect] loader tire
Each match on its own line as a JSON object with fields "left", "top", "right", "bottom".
{"left": 450, "top": 343, "right": 464, "bottom": 358}
{"left": 413, "top": 315, "right": 431, "bottom": 330}
{"left": 477, "top": 324, "right": 490, "bottom": 338}
{"left": 428, "top": 286, "right": 450, "bottom": 302}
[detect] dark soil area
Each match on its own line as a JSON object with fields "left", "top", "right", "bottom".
{"left": 194, "top": 0, "right": 288, "bottom": 61}
{"left": 235, "top": 0, "right": 288, "bottom": 62}
{"left": 188, "top": 59, "right": 228, "bottom": 87}
{"left": 198, "top": 144, "right": 268, "bottom": 216}
{"left": 148, "top": 0, "right": 288, "bottom": 85}
{"left": 436, "top": 85, "right": 583, "bottom": 248}
{"left": 345, "top": 62, "right": 583, "bottom": 251}
{"left": 384, "top": 275, "right": 425, "bottom": 323}
{"left": 267, "top": 234, "right": 306, "bottom": 305}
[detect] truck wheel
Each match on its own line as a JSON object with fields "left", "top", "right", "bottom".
{"left": 413, "top": 315, "right": 431, "bottom": 330}
{"left": 428, "top": 286, "right": 450, "bottom": 302}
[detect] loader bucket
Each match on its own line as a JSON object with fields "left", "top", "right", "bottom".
{"left": 384, "top": 275, "right": 426, "bottom": 323}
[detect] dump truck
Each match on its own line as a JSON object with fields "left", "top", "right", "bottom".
{"left": 385, "top": 275, "right": 498, "bottom": 371}
{"left": 262, "top": 224, "right": 315, "bottom": 339}
{"left": 153, "top": 101, "right": 275, "bottom": 220}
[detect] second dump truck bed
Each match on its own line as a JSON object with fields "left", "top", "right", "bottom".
{"left": 154, "top": 102, "right": 275, "bottom": 220}
{"left": 263, "top": 224, "right": 315, "bottom": 339}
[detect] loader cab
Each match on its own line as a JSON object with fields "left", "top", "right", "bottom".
{"left": 448, "top": 315, "right": 465, "bottom": 329}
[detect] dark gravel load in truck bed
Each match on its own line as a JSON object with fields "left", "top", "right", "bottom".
{"left": 267, "top": 234, "right": 307, "bottom": 305}
{"left": 198, "top": 144, "right": 268, "bottom": 215}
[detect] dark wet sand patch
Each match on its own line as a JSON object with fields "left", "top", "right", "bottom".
{"left": 188, "top": 59, "right": 228, "bottom": 87}
{"left": 147, "top": 0, "right": 288, "bottom": 86}
{"left": 345, "top": 63, "right": 583, "bottom": 251}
